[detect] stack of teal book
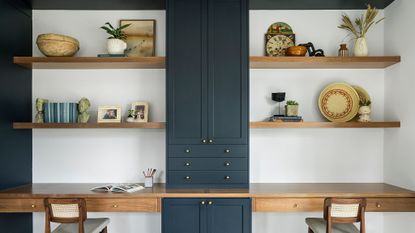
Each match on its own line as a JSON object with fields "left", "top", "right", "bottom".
{"left": 44, "top": 103, "right": 78, "bottom": 123}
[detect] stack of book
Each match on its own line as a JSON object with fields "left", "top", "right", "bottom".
{"left": 270, "top": 115, "right": 303, "bottom": 122}
{"left": 44, "top": 103, "right": 78, "bottom": 123}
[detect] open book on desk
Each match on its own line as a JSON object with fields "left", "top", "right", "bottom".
{"left": 90, "top": 184, "right": 144, "bottom": 193}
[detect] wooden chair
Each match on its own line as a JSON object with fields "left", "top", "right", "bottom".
{"left": 44, "top": 198, "right": 109, "bottom": 233}
{"left": 306, "top": 198, "right": 366, "bottom": 233}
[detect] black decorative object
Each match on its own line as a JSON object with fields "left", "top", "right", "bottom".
{"left": 299, "top": 42, "right": 325, "bottom": 57}
{"left": 272, "top": 92, "right": 286, "bottom": 116}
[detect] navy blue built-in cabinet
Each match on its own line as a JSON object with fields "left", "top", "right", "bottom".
{"left": 163, "top": 198, "right": 251, "bottom": 233}
{"left": 167, "top": 0, "right": 249, "bottom": 188}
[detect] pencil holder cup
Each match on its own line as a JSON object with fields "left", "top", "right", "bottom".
{"left": 144, "top": 176, "right": 153, "bottom": 188}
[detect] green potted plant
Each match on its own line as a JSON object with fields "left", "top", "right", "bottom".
{"left": 358, "top": 99, "right": 372, "bottom": 122}
{"left": 126, "top": 109, "right": 135, "bottom": 123}
{"left": 100, "top": 22, "right": 131, "bottom": 55}
{"left": 285, "top": 100, "right": 299, "bottom": 116}
{"left": 338, "top": 5, "right": 384, "bottom": 56}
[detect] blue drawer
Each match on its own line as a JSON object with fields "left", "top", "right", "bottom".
{"left": 168, "top": 145, "right": 248, "bottom": 158}
{"left": 168, "top": 171, "right": 248, "bottom": 186}
{"left": 168, "top": 158, "right": 248, "bottom": 171}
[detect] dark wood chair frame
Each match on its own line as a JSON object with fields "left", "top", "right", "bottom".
{"left": 308, "top": 198, "right": 366, "bottom": 233}
{"left": 44, "top": 198, "right": 108, "bottom": 233}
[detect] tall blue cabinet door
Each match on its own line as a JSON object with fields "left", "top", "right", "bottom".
{"left": 162, "top": 198, "right": 207, "bottom": 233}
{"left": 207, "top": 0, "right": 249, "bottom": 145}
{"left": 207, "top": 198, "right": 251, "bottom": 233}
{"left": 167, "top": 0, "right": 209, "bottom": 145}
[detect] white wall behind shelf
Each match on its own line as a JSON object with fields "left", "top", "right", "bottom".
{"left": 32, "top": 9, "right": 386, "bottom": 233}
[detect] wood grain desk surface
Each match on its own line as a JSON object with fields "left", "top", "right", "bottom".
{"left": 1, "top": 183, "right": 414, "bottom": 198}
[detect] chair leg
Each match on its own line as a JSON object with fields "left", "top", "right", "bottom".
{"left": 308, "top": 227, "right": 314, "bottom": 233}
{"left": 100, "top": 227, "right": 108, "bottom": 233}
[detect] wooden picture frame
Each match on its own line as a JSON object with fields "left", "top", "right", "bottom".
{"left": 131, "top": 102, "right": 149, "bottom": 123}
{"left": 97, "top": 106, "right": 122, "bottom": 123}
{"left": 120, "top": 19, "right": 156, "bottom": 57}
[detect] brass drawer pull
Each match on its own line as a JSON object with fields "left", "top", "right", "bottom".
{"left": 185, "top": 149, "right": 191, "bottom": 153}
{"left": 225, "top": 176, "right": 231, "bottom": 180}
{"left": 208, "top": 201, "right": 213, "bottom": 205}
{"left": 185, "top": 176, "right": 191, "bottom": 180}
{"left": 376, "top": 203, "right": 381, "bottom": 208}
{"left": 202, "top": 139, "right": 207, "bottom": 143}
{"left": 225, "top": 149, "right": 230, "bottom": 153}
{"left": 293, "top": 204, "right": 299, "bottom": 208}
{"left": 201, "top": 201, "right": 206, "bottom": 205}
{"left": 208, "top": 139, "right": 213, "bottom": 143}
{"left": 113, "top": 204, "right": 118, "bottom": 208}
{"left": 185, "top": 162, "right": 191, "bottom": 166}
{"left": 225, "top": 162, "right": 231, "bottom": 166}
{"left": 31, "top": 204, "right": 36, "bottom": 208}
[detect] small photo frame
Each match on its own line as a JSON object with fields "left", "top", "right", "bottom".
{"left": 120, "top": 19, "right": 156, "bottom": 57}
{"left": 131, "top": 102, "right": 149, "bottom": 122}
{"left": 98, "top": 106, "right": 122, "bottom": 123}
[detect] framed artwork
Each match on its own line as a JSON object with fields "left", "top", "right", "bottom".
{"left": 131, "top": 102, "right": 149, "bottom": 122}
{"left": 97, "top": 106, "right": 122, "bottom": 123}
{"left": 120, "top": 19, "right": 156, "bottom": 57}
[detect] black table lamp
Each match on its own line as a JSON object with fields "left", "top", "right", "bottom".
{"left": 272, "top": 92, "right": 286, "bottom": 116}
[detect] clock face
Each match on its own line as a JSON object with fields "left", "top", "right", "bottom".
{"left": 266, "top": 34, "right": 295, "bottom": 56}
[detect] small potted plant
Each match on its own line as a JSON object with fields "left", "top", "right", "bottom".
{"left": 100, "top": 22, "right": 131, "bottom": 55}
{"left": 285, "top": 100, "right": 299, "bottom": 116}
{"left": 126, "top": 109, "right": 135, "bottom": 123}
{"left": 358, "top": 99, "right": 372, "bottom": 122}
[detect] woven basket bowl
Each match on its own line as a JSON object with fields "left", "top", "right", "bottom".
{"left": 36, "top": 34, "right": 80, "bottom": 57}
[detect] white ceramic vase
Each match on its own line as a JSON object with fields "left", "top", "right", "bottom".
{"left": 107, "top": 39, "right": 127, "bottom": 55}
{"left": 354, "top": 37, "right": 368, "bottom": 57}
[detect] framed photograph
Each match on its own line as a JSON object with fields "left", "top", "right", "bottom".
{"left": 131, "top": 102, "right": 149, "bottom": 122}
{"left": 120, "top": 19, "right": 156, "bottom": 57}
{"left": 98, "top": 106, "right": 122, "bottom": 123}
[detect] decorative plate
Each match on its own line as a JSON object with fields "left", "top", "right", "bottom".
{"left": 267, "top": 22, "right": 294, "bottom": 34}
{"left": 266, "top": 34, "right": 295, "bottom": 56}
{"left": 352, "top": 85, "right": 371, "bottom": 103}
{"left": 318, "top": 83, "right": 360, "bottom": 122}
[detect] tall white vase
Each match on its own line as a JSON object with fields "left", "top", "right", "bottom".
{"left": 107, "top": 39, "right": 127, "bottom": 55}
{"left": 354, "top": 37, "right": 368, "bottom": 57}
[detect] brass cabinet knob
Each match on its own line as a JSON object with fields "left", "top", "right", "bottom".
{"left": 31, "top": 204, "right": 36, "bottom": 208}
{"left": 225, "top": 176, "right": 231, "bottom": 180}
{"left": 208, "top": 201, "right": 213, "bottom": 205}
{"left": 113, "top": 204, "right": 118, "bottom": 208}
{"left": 185, "top": 176, "right": 191, "bottom": 180}
{"left": 376, "top": 203, "right": 381, "bottom": 208}
{"left": 185, "top": 162, "right": 191, "bottom": 166}
{"left": 201, "top": 201, "right": 206, "bottom": 205}
{"left": 293, "top": 204, "right": 299, "bottom": 208}
{"left": 225, "top": 149, "right": 230, "bottom": 153}
{"left": 202, "top": 139, "right": 207, "bottom": 143}
{"left": 185, "top": 149, "right": 191, "bottom": 153}
{"left": 208, "top": 139, "right": 213, "bottom": 143}
{"left": 225, "top": 162, "right": 231, "bottom": 166}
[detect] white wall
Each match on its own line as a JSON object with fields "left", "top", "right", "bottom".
{"left": 384, "top": 0, "right": 415, "bottom": 232}
{"left": 32, "top": 10, "right": 386, "bottom": 233}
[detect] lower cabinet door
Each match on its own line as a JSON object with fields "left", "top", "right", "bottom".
{"left": 162, "top": 198, "right": 207, "bottom": 233}
{"left": 207, "top": 199, "right": 251, "bottom": 233}
{"left": 163, "top": 198, "right": 251, "bottom": 233}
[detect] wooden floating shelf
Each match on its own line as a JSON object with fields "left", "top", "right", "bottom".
{"left": 249, "top": 56, "right": 401, "bottom": 69}
{"left": 13, "top": 57, "right": 165, "bottom": 69}
{"left": 14, "top": 121, "right": 400, "bottom": 129}
{"left": 250, "top": 121, "right": 401, "bottom": 129}
{"left": 13, "top": 122, "right": 166, "bottom": 129}
{"left": 14, "top": 56, "right": 401, "bottom": 70}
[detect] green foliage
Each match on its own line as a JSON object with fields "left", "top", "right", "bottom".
{"left": 338, "top": 5, "right": 384, "bottom": 38}
{"left": 128, "top": 109, "right": 135, "bottom": 117}
{"left": 286, "top": 100, "right": 299, "bottom": 105}
{"left": 100, "top": 22, "right": 131, "bottom": 40}
{"left": 360, "top": 99, "right": 372, "bottom": 106}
